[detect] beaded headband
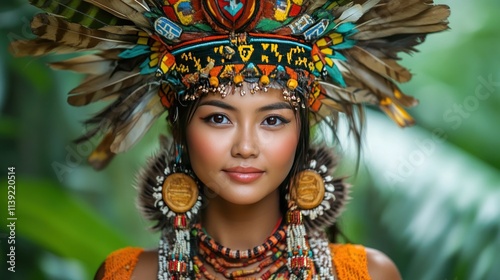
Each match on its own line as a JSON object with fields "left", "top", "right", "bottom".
{"left": 10, "top": 0, "right": 450, "bottom": 169}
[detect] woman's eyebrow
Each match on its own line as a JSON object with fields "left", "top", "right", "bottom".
{"left": 258, "top": 102, "right": 293, "bottom": 112}
{"left": 198, "top": 100, "right": 292, "bottom": 112}
{"left": 198, "top": 100, "right": 235, "bottom": 111}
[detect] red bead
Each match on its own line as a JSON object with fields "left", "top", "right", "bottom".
{"left": 174, "top": 214, "right": 187, "bottom": 229}
{"left": 168, "top": 260, "right": 187, "bottom": 273}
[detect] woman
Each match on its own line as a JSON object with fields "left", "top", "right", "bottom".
{"left": 11, "top": 0, "right": 449, "bottom": 278}
{"left": 93, "top": 84, "right": 402, "bottom": 279}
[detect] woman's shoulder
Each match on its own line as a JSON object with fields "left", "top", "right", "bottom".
{"left": 365, "top": 246, "right": 401, "bottom": 280}
{"left": 94, "top": 245, "right": 400, "bottom": 280}
{"left": 330, "top": 243, "right": 401, "bottom": 280}
{"left": 94, "top": 247, "right": 158, "bottom": 280}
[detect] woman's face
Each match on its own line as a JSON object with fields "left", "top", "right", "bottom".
{"left": 186, "top": 88, "right": 300, "bottom": 206}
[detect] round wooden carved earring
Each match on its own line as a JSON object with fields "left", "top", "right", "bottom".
{"left": 162, "top": 173, "right": 199, "bottom": 215}
{"left": 153, "top": 162, "right": 202, "bottom": 278}
{"left": 291, "top": 170, "right": 326, "bottom": 210}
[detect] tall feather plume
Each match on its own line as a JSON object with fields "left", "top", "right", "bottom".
{"left": 10, "top": 0, "right": 450, "bottom": 170}
{"left": 358, "top": 34, "right": 426, "bottom": 60}
{"left": 11, "top": 0, "right": 164, "bottom": 169}
{"left": 87, "top": 132, "right": 116, "bottom": 170}
{"left": 84, "top": 0, "right": 151, "bottom": 27}
{"left": 123, "top": 0, "right": 150, "bottom": 12}
{"left": 335, "top": 4, "right": 364, "bottom": 25}
{"left": 79, "top": 81, "right": 151, "bottom": 130}
{"left": 315, "top": 0, "right": 449, "bottom": 127}
{"left": 341, "top": 58, "right": 416, "bottom": 126}
{"left": 49, "top": 51, "right": 121, "bottom": 75}
{"left": 318, "top": 81, "right": 378, "bottom": 106}
{"left": 77, "top": 80, "right": 165, "bottom": 169}
{"left": 353, "top": 0, "right": 450, "bottom": 40}
{"left": 30, "top": 14, "right": 138, "bottom": 50}
{"left": 29, "top": 0, "right": 131, "bottom": 28}
{"left": 110, "top": 86, "right": 165, "bottom": 153}
{"left": 10, "top": 38, "right": 82, "bottom": 57}
{"left": 348, "top": 45, "right": 411, "bottom": 83}
{"left": 67, "top": 68, "right": 144, "bottom": 106}
{"left": 305, "top": 0, "right": 329, "bottom": 13}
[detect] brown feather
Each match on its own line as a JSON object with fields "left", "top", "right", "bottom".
{"left": 305, "top": 0, "right": 329, "bottom": 13}
{"left": 31, "top": 14, "right": 137, "bottom": 50}
{"left": 122, "top": 0, "right": 150, "bottom": 12}
{"left": 84, "top": 0, "right": 150, "bottom": 27}
{"left": 76, "top": 81, "right": 162, "bottom": 159}
{"left": 98, "top": 25, "right": 142, "bottom": 35}
{"left": 348, "top": 45, "right": 412, "bottom": 82}
{"left": 68, "top": 70, "right": 144, "bottom": 106}
{"left": 360, "top": 0, "right": 428, "bottom": 24}
{"left": 340, "top": 58, "right": 417, "bottom": 108}
{"left": 353, "top": 1, "right": 450, "bottom": 40}
{"left": 9, "top": 39, "right": 81, "bottom": 57}
{"left": 354, "top": 23, "right": 449, "bottom": 40}
{"left": 111, "top": 91, "right": 165, "bottom": 153}
{"left": 379, "top": 98, "right": 415, "bottom": 127}
{"left": 362, "top": 5, "right": 450, "bottom": 29}
{"left": 87, "top": 132, "right": 116, "bottom": 170}
{"left": 99, "top": 80, "right": 153, "bottom": 120}
{"left": 358, "top": 34, "right": 425, "bottom": 59}
{"left": 318, "top": 81, "right": 378, "bottom": 105}
{"left": 49, "top": 52, "right": 121, "bottom": 75}
{"left": 402, "top": 5, "right": 451, "bottom": 26}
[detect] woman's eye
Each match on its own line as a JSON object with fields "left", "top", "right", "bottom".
{"left": 204, "top": 114, "right": 230, "bottom": 124}
{"left": 262, "top": 116, "right": 288, "bottom": 126}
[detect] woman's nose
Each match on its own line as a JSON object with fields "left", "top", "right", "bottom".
{"left": 230, "top": 124, "right": 259, "bottom": 158}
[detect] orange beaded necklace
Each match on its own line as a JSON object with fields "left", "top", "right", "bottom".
{"left": 192, "top": 218, "right": 306, "bottom": 279}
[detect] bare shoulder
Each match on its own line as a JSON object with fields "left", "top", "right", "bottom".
{"left": 94, "top": 261, "right": 105, "bottom": 280}
{"left": 365, "top": 247, "right": 402, "bottom": 280}
{"left": 132, "top": 249, "right": 158, "bottom": 279}
{"left": 93, "top": 249, "right": 158, "bottom": 280}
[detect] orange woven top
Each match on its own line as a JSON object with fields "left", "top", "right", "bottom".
{"left": 102, "top": 247, "right": 143, "bottom": 280}
{"left": 102, "top": 244, "right": 369, "bottom": 279}
{"left": 331, "top": 244, "right": 371, "bottom": 280}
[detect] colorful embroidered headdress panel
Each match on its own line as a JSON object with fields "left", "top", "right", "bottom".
{"left": 11, "top": 0, "right": 450, "bottom": 169}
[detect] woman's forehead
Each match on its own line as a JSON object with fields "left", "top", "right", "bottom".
{"left": 199, "top": 87, "right": 291, "bottom": 109}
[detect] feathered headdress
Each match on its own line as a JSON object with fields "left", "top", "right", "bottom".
{"left": 10, "top": 0, "right": 450, "bottom": 169}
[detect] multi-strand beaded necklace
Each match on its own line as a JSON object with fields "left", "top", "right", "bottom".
{"left": 191, "top": 220, "right": 316, "bottom": 280}
{"left": 158, "top": 214, "right": 340, "bottom": 280}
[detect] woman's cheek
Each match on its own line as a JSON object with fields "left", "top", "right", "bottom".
{"left": 260, "top": 128, "right": 298, "bottom": 170}
{"left": 188, "top": 128, "right": 208, "bottom": 162}
{"left": 188, "top": 124, "right": 231, "bottom": 174}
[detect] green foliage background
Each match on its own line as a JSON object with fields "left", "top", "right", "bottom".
{"left": 1, "top": 1, "right": 499, "bottom": 279}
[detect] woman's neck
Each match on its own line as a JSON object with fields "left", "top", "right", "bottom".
{"left": 201, "top": 188, "right": 282, "bottom": 250}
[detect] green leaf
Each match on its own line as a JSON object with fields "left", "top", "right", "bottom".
{"left": 0, "top": 178, "right": 132, "bottom": 277}
{"left": 344, "top": 111, "right": 500, "bottom": 280}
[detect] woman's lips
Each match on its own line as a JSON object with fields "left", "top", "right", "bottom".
{"left": 223, "top": 167, "right": 264, "bottom": 184}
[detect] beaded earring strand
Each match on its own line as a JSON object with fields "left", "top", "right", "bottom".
{"left": 154, "top": 145, "right": 202, "bottom": 279}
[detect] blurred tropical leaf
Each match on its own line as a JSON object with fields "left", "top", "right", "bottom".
{"left": 340, "top": 111, "right": 500, "bottom": 280}
{"left": 0, "top": 178, "right": 131, "bottom": 279}
{"left": 336, "top": 2, "right": 500, "bottom": 278}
